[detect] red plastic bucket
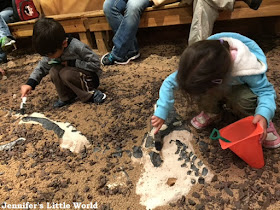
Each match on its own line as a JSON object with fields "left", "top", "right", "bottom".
{"left": 212, "top": 116, "right": 264, "bottom": 168}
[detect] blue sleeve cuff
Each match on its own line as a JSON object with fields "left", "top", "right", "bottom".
{"left": 255, "top": 107, "right": 274, "bottom": 126}
{"left": 154, "top": 105, "right": 169, "bottom": 121}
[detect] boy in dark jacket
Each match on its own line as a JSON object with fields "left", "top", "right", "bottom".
{"left": 21, "top": 18, "right": 106, "bottom": 107}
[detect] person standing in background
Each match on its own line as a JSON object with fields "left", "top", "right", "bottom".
{"left": 188, "top": 0, "right": 262, "bottom": 45}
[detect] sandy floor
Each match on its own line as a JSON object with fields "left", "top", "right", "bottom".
{"left": 0, "top": 34, "right": 280, "bottom": 209}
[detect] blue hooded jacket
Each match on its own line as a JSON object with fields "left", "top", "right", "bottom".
{"left": 154, "top": 32, "right": 276, "bottom": 124}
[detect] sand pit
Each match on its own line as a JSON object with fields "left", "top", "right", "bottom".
{"left": 0, "top": 35, "right": 280, "bottom": 209}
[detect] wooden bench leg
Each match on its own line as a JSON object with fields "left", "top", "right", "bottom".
{"left": 94, "top": 31, "right": 109, "bottom": 55}
{"left": 79, "top": 31, "right": 93, "bottom": 48}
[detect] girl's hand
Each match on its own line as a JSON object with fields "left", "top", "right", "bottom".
{"left": 21, "top": 85, "right": 32, "bottom": 98}
{"left": 151, "top": 115, "right": 165, "bottom": 134}
{"left": 252, "top": 114, "right": 267, "bottom": 143}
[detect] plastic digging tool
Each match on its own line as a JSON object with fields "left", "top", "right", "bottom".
{"left": 210, "top": 116, "right": 264, "bottom": 169}
{"left": 19, "top": 97, "right": 27, "bottom": 115}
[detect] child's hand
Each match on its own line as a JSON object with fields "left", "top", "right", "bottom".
{"left": 252, "top": 114, "right": 267, "bottom": 143}
{"left": 21, "top": 85, "right": 32, "bottom": 98}
{"left": 151, "top": 115, "right": 165, "bottom": 135}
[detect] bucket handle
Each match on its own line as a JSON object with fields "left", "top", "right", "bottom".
{"left": 210, "top": 128, "right": 231, "bottom": 143}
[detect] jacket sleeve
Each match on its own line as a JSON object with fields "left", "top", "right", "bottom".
{"left": 154, "top": 71, "right": 178, "bottom": 120}
{"left": 27, "top": 57, "right": 52, "bottom": 89}
{"left": 240, "top": 74, "right": 276, "bottom": 124}
{"left": 70, "top": 44, "right": 101, "bottom": 75}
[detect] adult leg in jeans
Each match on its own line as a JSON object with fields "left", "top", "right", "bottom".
{"left": 0, "top": 7, "right": 15, "bottom": 63}
{"left": 188, "top": 0, "right": 234, "bottom": 45}
{"left": 103, "top": 0, "right": 150, "bottom": 61}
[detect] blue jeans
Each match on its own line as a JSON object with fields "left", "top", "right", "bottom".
{"left": 103, "top": 0, "right": 150, "bottom": 61}
{"left": 0, "top": 7, "right": 14, "bottom": 63}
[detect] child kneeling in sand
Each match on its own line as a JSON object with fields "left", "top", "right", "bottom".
{"left": 152, "top": 32, "right": 280, "bottom": 149}
{"left": 21, "top": 18, "right": 106, "bottom": 108}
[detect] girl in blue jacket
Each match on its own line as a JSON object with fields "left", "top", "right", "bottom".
{"left": 152, "top": 32, "right": 280, "bottom": 149}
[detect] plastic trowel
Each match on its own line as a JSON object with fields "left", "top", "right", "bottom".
{"left": 19, "top": 97, "right": 27, "bottom": 115}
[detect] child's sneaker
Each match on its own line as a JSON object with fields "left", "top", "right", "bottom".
{"left": 53, "top": 98, "right": 75, "bottom": 108}
{"left": 92, "top": 90, "right": 106, "bottom": 104}
{"left": 101, "top": 52, "right": 140, "bottom": 66}
{"left": 191, "top": 111, "right": 219, "bottom": 129}
{"left": 101, "top": 53, "right": 115, "bottom": 65}
{"left": 0, "top": 36, "right": 16, "bottom": 52}
{"left": 263, "top": 122, "right": 280, "bottom": 148}
{"left": 114, "top": 52, "right": 140, "bottom": 65}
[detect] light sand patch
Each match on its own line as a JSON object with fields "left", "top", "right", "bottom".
{"left": 136, "top": 130, "right": 213, "bottom": 209}
{"left": 19, "top": 112, "right": 90, "bottom": 153}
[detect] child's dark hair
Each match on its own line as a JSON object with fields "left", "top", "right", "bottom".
{"left": 32, "top": 17, "right": 66, "bottom": 56}
{"left": 177, "top": 40, "right": 232, "bottom": 96}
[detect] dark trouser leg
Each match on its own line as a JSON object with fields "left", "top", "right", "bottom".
{"left": 225, "top": 85, "right": 257, "bottom": 118}
{"left": 49, "top": 66, "right": 99, "bottom": 103}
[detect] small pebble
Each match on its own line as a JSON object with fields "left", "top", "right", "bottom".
{"left": 202, "top": 167, "right": 208, "bottom": 176}
{"left": 198, "top": 177, "right": 205, "bottom": 184}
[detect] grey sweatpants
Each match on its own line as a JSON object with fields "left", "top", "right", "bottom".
{"left": 49, "top": 66, "right": 100, "bottom": 102}
{"left": 187, "top": 0, "right": 235, "bottom": 45}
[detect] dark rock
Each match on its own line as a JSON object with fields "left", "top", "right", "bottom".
{"left": 169, "top": 203, "right": 176, "bottom": 207}
{"left": 199, "top": 141, "right": 208, "bottom": 152}
{"left": 175, "top": 146, "right": 181, "bottom": 154}
{"left": 83, "top": 186, "right": 90, "bottom": 193}
{"left": 145, "top": 135, "right": 154, "bottom": 148}
{"left": 211, "top": 175, "right": 218, "bottom": 182}
{"left": 132, "top": 146, "right": 143, "bottom": 158}
{"left": 176, "top": 140, "right": 184, "bottom": 147}
{"left": 188, "top": 199, "right": 196, "bottom": 206}
{"left": 180, "top": 150, "right": 188, "bottom": 159}
{"left": 154, "top": 133, "right": 163, "bottom": 151}
{"left": 191, "top": 179, "right": 196, "bottom": 184}
{"left": 273, "top": 167, "right": 279, "bottom": 173}
{"left": 189, "top": 151, "right": 193, "bottom": 158}
{"left": 192, "top": 192, "right": 201, "bottom": 199}
{"left": 191, "top": 164, "right": 198, "bottom": 172}
{"left": 177, "top": 196, "right": 186, "bottom": 207}
{"left": 198, "top": 177, "right": 205, "bottom": 184}
{"left": 224, "top": 186, "right": 233, "bottom": 196}
{"left": 195, "top": 204, "right": 205, "bottom": 210}
{"left": 203, "top": 189, "right": 209, "bottom": 196}
{"left": 93, "top": 147, "right": 101, "bottom": 153}
{"left": 202, "top": 167, "right": 208, "bottom": 176}
{"left": 111, "top": 151, "right": 123, "bottom": 158}
{"left": 149, "top": 152, "right": 163, "bottom": 167}
{"left": 192, "top": 155, "right": 197, "bottom": 162}
{"left": 197, "top": 160, "right": 203, "bottom": 167}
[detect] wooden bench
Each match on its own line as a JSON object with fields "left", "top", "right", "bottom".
{"left": 8, "top": 0, "right": 280, "bottom": 55}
